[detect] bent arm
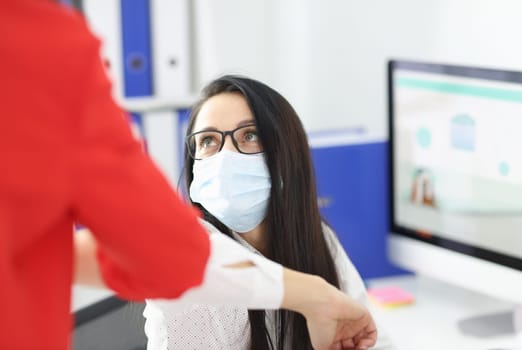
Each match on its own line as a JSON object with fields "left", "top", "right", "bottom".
{"left": 75, "top": 225, "right": 376, "bottom": 349}
{"left": 73, "top": 228, "right": 255, "bottom": 289}
{"left": 70, "top": 28, "right": 209, "bottom": 300}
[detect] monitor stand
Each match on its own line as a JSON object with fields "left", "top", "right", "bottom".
{"left": 457, "top": 305, "right": 522, "bottom": 349}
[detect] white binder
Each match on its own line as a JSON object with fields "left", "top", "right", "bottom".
{"left": 142, "top": 110, "right": 180, "bottom": 187}
{"left": 150, "top": 0, "right": 191, "bottom": 98}
{"left": 82, "top": 0, "right": 125, "bottom": 101}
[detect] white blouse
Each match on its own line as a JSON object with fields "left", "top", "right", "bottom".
{"left": 144, "top": 222, "right": 394, "bottom": 350}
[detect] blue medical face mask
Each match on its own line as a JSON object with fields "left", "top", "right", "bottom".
{"left": 189, "top": 150, "right": 271, "bottom": 233}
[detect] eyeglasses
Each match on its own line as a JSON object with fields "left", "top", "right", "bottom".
{"left": 186, "top": 124, "right": 263, "bottom": 160}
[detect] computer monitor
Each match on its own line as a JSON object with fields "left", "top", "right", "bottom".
{"left": 388, "top": 59, "right": 522, "bottom": 336}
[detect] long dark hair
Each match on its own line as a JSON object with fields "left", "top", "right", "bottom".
{"left": 183, "top": 75, "right": 340, "bottom": 350}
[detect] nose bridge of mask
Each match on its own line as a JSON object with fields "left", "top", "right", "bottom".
{"left": 211, "top": 149, "right": 267, "bottom": 175}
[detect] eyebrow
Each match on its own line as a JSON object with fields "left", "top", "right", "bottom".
{"left": 195, "top": 119, "right": 256, "bottom": 132}
{"left": 236, "top": 119, "right": 256, "bottom": 127}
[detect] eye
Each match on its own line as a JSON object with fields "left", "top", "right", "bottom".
{"left": 197, "top": 134, "right": 219, "bottom": 149}
{"left": 244, "top": 130, "right": 259, "bottom": 142}
{"left": 237, "top": 126, "right": 259, "bottom": 143}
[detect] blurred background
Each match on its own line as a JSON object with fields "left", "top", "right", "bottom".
{"left": 72, "top": 0, "right": 522, "bottom": 136}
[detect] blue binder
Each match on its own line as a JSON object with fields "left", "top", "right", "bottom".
{"left": 311, "top": 140, "right": 408, "bottom": 280}
{"left": 177, "top": 109, "right": 191, "bottom": 168}
{"left": 120, "top": 0, "right": 154, "bottom": 97}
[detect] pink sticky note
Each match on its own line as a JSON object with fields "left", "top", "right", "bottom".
{"left": 367, "top": 286, "right": 414, "bottom": 307}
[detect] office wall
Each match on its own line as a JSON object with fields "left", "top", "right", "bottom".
{"left": 192, "top": 0, "right": 522, "bottom": 137}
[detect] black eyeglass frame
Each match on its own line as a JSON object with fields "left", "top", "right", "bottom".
{"left": 185, "top": 123, "right": 263, "bottom": 160}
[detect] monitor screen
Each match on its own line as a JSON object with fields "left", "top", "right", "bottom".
{"left": 388, "top": 60, "right": 522, "bottom": 304}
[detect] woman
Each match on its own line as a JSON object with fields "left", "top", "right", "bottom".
{"left": 144, "top": 75, "right": 387, "bottom": 349}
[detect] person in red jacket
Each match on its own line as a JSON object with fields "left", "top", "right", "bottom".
{"left": 1, "top": 0, "right": 210, "bottom": 347}
{"left": 0, "top": 1, "right": 377, "bottom": 349}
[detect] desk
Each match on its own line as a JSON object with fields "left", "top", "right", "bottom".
{"left": 366, "top": 275, "right": 522, "bottom": 350}
{"left": 72, "top": 287, "right": 147, "bottom": 350}
{"left": 72, "top": 286, "right": 113, "bottom": 312}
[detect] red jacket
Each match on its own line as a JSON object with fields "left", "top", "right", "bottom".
{"left": 0, "top": 1, "right": 210, "bottom": 348}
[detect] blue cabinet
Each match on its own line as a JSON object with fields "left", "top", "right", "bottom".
{"left": 311, "top": 140, "right": 407, "bottom": 279}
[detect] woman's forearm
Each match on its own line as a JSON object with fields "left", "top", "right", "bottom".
{"left": 280, "top": 268, "right": 376, "bottom": 350}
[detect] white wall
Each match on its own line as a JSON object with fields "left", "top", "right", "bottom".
{"left": 192, "top": 0, "right": 522, "bottom": 137}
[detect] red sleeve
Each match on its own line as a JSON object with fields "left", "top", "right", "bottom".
{"left": 70, "top": 27, "right": 209, "bottom": 300}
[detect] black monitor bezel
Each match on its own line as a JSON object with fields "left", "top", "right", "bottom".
{"left": 387, "top": 59, "right": 522, "bottom": 272}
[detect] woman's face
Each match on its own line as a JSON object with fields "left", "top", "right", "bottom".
{"left": 190, "top": 92, "right": 270, "bottom": 241}
{"left": 192, "top": 92, "right": 257, "bottom": 155}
